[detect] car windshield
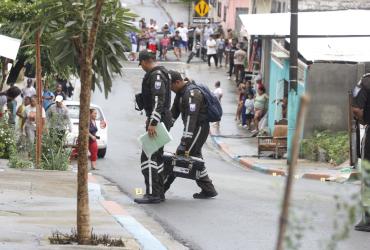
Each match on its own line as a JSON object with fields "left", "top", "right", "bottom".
{"left": 66, "top": 105, "right": 103, "bottom": 120}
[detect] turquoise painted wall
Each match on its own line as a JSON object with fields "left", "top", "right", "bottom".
{"left": 268, "top": 59, "right": 289, "bottom": 134}
{"left": 268, "top": 57, "right": 307, "bottom": 160}
{"left": 287, "top": 79, "right": 306, "bottom": 161}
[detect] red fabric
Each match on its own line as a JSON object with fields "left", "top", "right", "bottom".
{"left": 148, "top": 44, "right": 157, "bottom": 53}
{"left": 89, "top": 140, "right": 98, "bottom": 161}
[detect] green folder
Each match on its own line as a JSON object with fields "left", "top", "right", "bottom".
{"left": 138, "top": 122, "right": 173, "bottom": 157}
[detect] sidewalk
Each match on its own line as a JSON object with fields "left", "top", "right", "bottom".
{"left": 209, "top": 115, "right": 360, "bottom": 183}
{"left": 0, "top": 163, "right": 139, "bottom": 250}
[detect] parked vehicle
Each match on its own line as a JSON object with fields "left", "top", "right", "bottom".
{"left": 65, "top": 101, "right": 108, "bottom": 158}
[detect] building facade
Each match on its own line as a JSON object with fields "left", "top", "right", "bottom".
{"left": 206, "top": 0, "right": 250, "bottom": 33}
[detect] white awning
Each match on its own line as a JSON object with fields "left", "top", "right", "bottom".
{"left": 0, "top": 34, "right": 21, "bottom": 60}
{"left": 240, "top": 10, "right": 370, "bottom": 37}
{"left": 290, "top": 37, "right": 370, "bottom": 62}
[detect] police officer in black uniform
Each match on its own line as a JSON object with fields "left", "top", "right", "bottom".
{"left": 165, "top": 70, "right": 217, "bottom": 199}
{"left": 135, "top": 50, "right": 172, "bottom": 204}
{"left": 352, "top": 73, "right": 370, "bottom": 232}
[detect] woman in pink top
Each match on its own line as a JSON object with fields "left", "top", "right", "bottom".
{"left": 160, "top": 34, "right": 171, "bottom": 61}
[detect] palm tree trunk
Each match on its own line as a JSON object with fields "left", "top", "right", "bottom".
{"left": 0, "top": 58, "right": 8, "bottom": 91}
{"left": 76, "top": 0, "right": 105, "bottom": 245}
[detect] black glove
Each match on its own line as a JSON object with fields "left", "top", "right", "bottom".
{"left": 176, "top": 143, "right": 187, "bottom": 156}
{"left": 135, "top": 93, "right": 144, "bottom": 111}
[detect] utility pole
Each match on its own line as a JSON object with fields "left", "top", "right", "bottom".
{"left": 35, "top": 29, "right": 43, "bottom": 168}
{"left": 289, "top": 0, "right": 298, "bottom": 92}
{"left": 275, "top": 1, "right": 300, "bottom": 249}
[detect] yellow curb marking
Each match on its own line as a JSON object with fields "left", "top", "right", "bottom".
{"left": 272, "top": 172, "right": 277, "bottom": 176}
{"left": 135, "top": 188, "right": 143, "bottom": 195}
{"left": 320, "top": 177, "right": 326, "bottom": 182}
{"left": 294, "top": 175, "right": 300, "bottom": 179}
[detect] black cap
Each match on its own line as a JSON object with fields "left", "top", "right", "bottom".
{"left": 138, "top": 50, "right": 156, "bottom": 65}
{"left": 169, "top": 70, "right": 183, "bottom": 83}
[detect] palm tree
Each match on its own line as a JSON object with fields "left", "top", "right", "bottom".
{"left": 8, "top": 0, "right": 136, "bottom": 244}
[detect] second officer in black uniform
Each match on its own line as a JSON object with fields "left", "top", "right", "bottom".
{"left": 352, "top": 73, "right": 370, "bottom": 232}
{"left": 135, "top": 50, "right": 172, "bottom": 204}
{"left": 165, "top": 70, "right": 218, "bottom": 199}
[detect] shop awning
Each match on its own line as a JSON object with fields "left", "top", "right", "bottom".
{"left": 239, "top": 10, "right": 370, "bottom": 37}
{"left": 0, "top": 34, "right": 21, "bottom": 60}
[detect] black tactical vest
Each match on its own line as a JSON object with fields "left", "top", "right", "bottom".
{"left": 141, "top": 66, "right": 171, "bottom": 116}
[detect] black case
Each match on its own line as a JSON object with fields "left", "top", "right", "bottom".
{"left": 163, "top": 152, "right": 205, "bottom": 180}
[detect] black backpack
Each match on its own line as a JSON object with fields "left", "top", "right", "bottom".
{"left": 191, "top": 82, "right": 223, "bottom": 122}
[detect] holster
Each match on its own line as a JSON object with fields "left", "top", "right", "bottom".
{"left": 135, "top": 93, "right": 144, "bottom": 111}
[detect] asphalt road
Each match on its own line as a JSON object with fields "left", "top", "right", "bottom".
{"left": 91, "top": 61, "right": 370, "bottom": 250}
{"left": 91, "top": 1, "right": 370, "bottom": 249}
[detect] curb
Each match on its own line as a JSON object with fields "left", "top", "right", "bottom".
{"left": 87, "top": 174, "right": 167, "bottom": 250}
{"left": 209, "top": 129, "right": 354, "bottom": 182}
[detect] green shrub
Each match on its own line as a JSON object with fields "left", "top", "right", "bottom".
{"left": 39, "top": 131, "right": 71, "bottom": 171}
{"left": 301, "top": 131, "right": 349, "bottom": 165}
{"left": 0, "top": 119, "right": 15, "bottom": 159}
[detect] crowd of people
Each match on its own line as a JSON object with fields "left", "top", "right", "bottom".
{"left": 128, "top": 17, "right": 250, "bottom": 67}
{"left": 0, "top": 78, "right": 99, "bottom": 170}
{"left": 129, "top": 17, "right": 267, "bottom": 133}
{"left": 236, "top": 80, "right": 269, "bottom": 133}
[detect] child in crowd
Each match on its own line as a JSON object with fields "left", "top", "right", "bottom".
{"left": 213, "top": 81, "right": 223, "bottom": 127}
{"left": 235, "top": 82, "right": 246, "bottom": 122}
{"left": 213, "top": 81, "right": 223, "bottom": 102}
{"left": 160, "top": 34, "right": 171, "bottom": 61}
{"left": 244, "top": 93, "right": 255, "bottom": 129}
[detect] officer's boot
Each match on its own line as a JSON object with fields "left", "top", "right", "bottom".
{"left": 193, "top": 177, "right": 218, "bottom": 199}
{"left": 134, "top": 194, "right": 161, "bottom": 204}
{"left": 193, "top": 190, "right": 218, "bottom": 199}
{"left": 354, "top": 211, "right": 370, "bottom": 232}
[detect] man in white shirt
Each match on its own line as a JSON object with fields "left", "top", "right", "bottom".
{"left": 177, "top": 23, "right": 189, "bottom": 52}
{"left": 22, "top": 78, "right": 36, "bottom": 98}
{"left": 206, "top": 35, "right": 218, "bottom": 67}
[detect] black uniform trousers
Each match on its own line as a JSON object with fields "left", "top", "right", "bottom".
{"left": 164, "top": 123, "right": 216, "bottom": 194}
{"left": 140, "top": 116, "right": 171, "bottom": 197}
{"left": 141, "top": 148, "right": 164, "bottom": 196}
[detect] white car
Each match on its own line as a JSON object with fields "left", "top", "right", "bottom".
{"left": 64, "top": 101, "right": 108, "bottom": 158}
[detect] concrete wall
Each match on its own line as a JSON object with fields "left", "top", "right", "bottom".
{"left": 304, "top": 63, "right": 365, "bottom": 136}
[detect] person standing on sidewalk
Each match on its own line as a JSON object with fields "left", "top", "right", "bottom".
{"left": 42, "top": 82, "right": 55, "bottom": 111}
{"left": 24, "top": 95, "right": 46, "bottom": 145}
{"left": 89, "top": 109, "right": 99, "bottom": 170}
{"left": 22, "top": 78, "right": 36, "bottom": 98}
{"left": 352, "top": 73, "right": 370, "bottom": 232}
{"left": 253, "top": 85, "right": 268, "bottom": 133}
{"left": 46, "top": 95, "right": 72, "bottom": 144}
{"left": 206, "top": 35, "right": 218, "bottom": 67}
{"left": 216, "top": 34, "right": 225, "bottom": 68}
{"left": 165, "top": 70, "right": 218, "bottom": 199}
{"left": 135, "top": 50, "right": 172, "bottom": 204}
{"left": 0, "top": 86, "right": 21, "bottom": 115}
{"left": 234, "top": 44, "right": 248, "bottom": 83}
{"left": 228, "top": 43, "right": 237, "bottom": 80}
{"left": 172, "top": 30, "right": 182, "bottom": 60}
{"left": 213, "top": 81, "right": 223, "bottom": 127}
